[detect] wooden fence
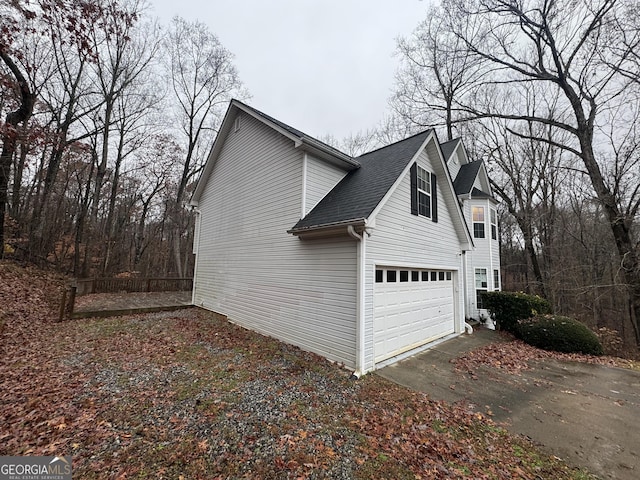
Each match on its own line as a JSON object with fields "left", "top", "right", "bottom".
{"left": 74, "top": 277, "right": 193, "bottom": 296}
{"left": 59, "top": 277, "right": 194, "bottom": 321}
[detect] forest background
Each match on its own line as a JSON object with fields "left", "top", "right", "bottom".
{"left": 1, "top": 0, "right": 639, "bottom": 351}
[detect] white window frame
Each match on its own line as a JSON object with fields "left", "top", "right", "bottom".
{"left": 493, "top": 269, "right": 501, "bottom": 290}
{"left": 490, "top": 208, "right": 498, "bottom": 240}
{"left": 472, "top": 206, "right": 485, "bottom": 239}
{"left": 475, "top": 268, "right": 488, "bottom": 309}
{"left": 416, "top": 166, "right": 431, "bottom": 218}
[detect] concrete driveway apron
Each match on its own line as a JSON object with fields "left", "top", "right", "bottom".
{"left": 377, "top": 328, "right": 640, "bottom": 480}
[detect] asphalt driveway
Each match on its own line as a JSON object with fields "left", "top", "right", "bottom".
{"left": 377, "top": 328, "right": 640, "bottom": 480}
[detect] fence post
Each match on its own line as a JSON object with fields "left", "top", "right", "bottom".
{"left": 66, "top": 285, "right": 77, "bottom": 318}
{"left": 58, "top": 288, "right": 67, "bottom": 322}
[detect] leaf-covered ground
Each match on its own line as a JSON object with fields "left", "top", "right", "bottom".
{"left": 1, "top": 261, "right": 596, "bottom": 479}
{"left": 452, "top": 330, "right": 638, "bottom": 377}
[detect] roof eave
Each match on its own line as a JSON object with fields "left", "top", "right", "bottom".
{"left": 300, "top": 138, "right": 360, "bottom": 170}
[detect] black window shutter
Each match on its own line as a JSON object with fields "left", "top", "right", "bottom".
{"left": 410, "top": 163, "right": 418, "bottom": 216}
{"left": 431, "top": 172, "right": 438, "bottom": 223}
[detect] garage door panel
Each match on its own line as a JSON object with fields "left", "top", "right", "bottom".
{"left": 374, "top": 268, "right": 455, "bottom": 363}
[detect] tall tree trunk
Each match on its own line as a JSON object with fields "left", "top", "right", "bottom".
{"left": 0, "top": 50, "right": 36, "bottom": 252}
{"left": 101, "top": 129, "right": 124, "bottom": 275}
{"left": 522, "top": 228, "right": 547, "bottom": 298}
{"left": 74, "top": 160, "right": 95, "bottom": 276}
{"left": 490, "top": 180, "right": 547, "bottom": 297}
{"left": 30, "top": 141, "right": 67, "bottom": 256}
{"left": 10, "top": 123, "right": 29, "bottom": 221}
{"left": 172, "top": 216, "right": 184, "bottom": 278}
{"left": 577, "top": 132, "right": 640, "bottom": 346}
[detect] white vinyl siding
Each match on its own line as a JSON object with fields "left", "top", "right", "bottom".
{"left": 447, "top": 151, "right": 461, "bottom": 180}
{"left": 193, "top": 114, "right": 357, "bottom": 367}
{"left": 304, "top": 155, "right": 347, "bottom": 215}
{"left": 364, "top": 148, "right": 464, "bottom": 370}
{"left": 473, "top": 175, "right": 483, "bottom": 191}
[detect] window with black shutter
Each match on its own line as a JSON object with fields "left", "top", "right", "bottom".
{"left": 410, "top": 164, "right": 437, "bottom": 223}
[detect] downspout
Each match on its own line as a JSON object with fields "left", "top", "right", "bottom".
{"left": 462, "top": 250, "right": 473, "bottom": 334}
{"left": 301, "top": 153, "right": 308, "bottom": 218}
{"left": 191, "top": 208, "right": 202, "bottom": 306}
{"left": 347, "top": 225, "right": 366, "bottom": 378}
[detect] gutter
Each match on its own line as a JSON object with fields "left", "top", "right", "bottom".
{"left": 347, "top": 225, "right": 366, "bottom": 378}
{"left": 300, "top": 136, "right": 360, "bottom": 169}
{"left": 288, "top": 218, "right": 367, "bottom": 236}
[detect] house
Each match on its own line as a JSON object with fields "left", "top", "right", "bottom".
{"left": 443, "top": 139, "right": 501, "bottom": 322}
{"left": 190, "top": 100, "right": 500, "bottom": 376}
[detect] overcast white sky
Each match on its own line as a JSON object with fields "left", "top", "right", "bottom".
{"left": 150, "top": 0, "right": 430, "bottom": 140}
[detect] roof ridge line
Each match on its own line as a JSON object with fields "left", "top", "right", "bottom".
{"left": 231, "top": 98, "right": 354, "bottom": 162}
{"left": 356, "top": 129, "right": 433, "bottom": 159}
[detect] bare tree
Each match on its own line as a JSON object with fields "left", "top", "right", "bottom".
{"left": 1, "top": 0, "right": 132, "bottom": 255}
{"left": 88, "top": 0, "right": 156, "bottom": 223}
{"left": 320, "top": 129, "right": 382, "bottom": 157}
{"left": 87, "top": 6, "right": 162, "bottom": 274}
{"left": 0, "top": 1, "right": 36, "bottom": 252}
{"left": 477, "top": 115, "right": 568, "bottom": 298}
{"left": 392, "top": 3, "right": 486, "bottom": 140}
{"left": 164, "top": 16, "right": 248, "bottom": 276}
{"left": 440, "top": 0, "right": 640, "bottom": 346}
{"left": 28, "top": 30, "right": 97, "bottom": 256}
{"left": 2, "top": 4, "right": 252, "bottom": 278}
{"left": 129, "top": 134, "right": 182, "bottom": 272}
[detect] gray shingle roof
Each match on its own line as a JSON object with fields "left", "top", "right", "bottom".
{"left": 470, "top": 187, "right": 495, "bottom": 200}
{"left": 291, "top": 130, "right": 433, "bottom": 232}
{"left": 452, "top": 160, "right": 483, "bottom": 195}
{"left": 440, "top": 138, "right": 460, "bottom": 161}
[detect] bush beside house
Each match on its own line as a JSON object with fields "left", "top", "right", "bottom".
{"left": 481, "top": 291, "right": 603, "bottom": 355}
{"left": 518, "top": 315, "right": 604, "bottom": 355}
{"left": 481, "top": 291, "right": 551, "bottom": 334}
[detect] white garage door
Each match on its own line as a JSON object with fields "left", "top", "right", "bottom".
{"left": 374, "top": 267, "right": 455, "bottom": 363}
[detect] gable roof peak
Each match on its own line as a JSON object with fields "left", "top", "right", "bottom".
{"left": 453, "top": 159, "right": 483, "bottom": 196}
{"left": 291, "top": 129, "right": 435, "bottom": 233}
{"left": 230, "top": 99, "right": 360, "bottom": 168}
{"left": 439, "top": 137, "right": 461, "bottom": 157}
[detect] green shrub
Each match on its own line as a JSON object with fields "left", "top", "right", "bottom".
{"left": 518, "top": 315, "right": 604, "bottom": 355}
{"left": 481, "top": 291, "right": 551, "bottom": 334}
